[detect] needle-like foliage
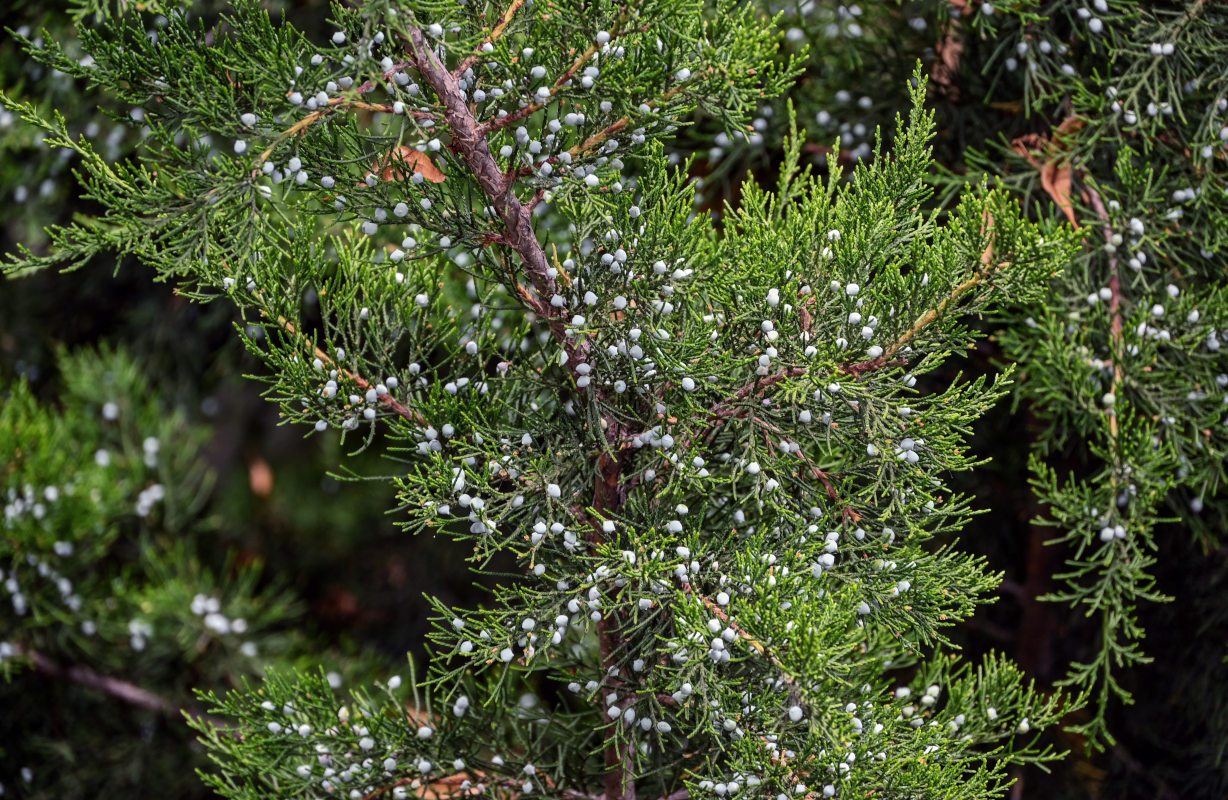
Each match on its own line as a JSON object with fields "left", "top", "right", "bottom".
{"left": 3, "top": 2, "right": 1086, "bottom": 798}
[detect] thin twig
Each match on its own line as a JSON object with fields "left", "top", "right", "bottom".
{"left": 274, "top": 314, "right": 428, "bottom": 427}
{"left": 622, "top": 367, "right": 810, "bottom": 498}
{"left": 20, "top": 645, "right": 178, "bottom": 714}
{"left": 842, "top": 214, "right": 1003, "bottom": 376}
{"left": 360, "top": 769, "right": 601, "bottom": 800}
{"left": 454, "top": 0, "right": 529, "bottom": 77}
{"left": 506, "top": 79, "right": 693, "bottom": 183}
{"left": 1084, "top": 180, "right": 1123, "bottom": 438}
{"left": 477, "top": 14, "right": 637, "bottom": 137}
{"left": 750, "top": 416, "right": 859, "bottom": 522}
{"left": 676, "top": 583, "right": 822, "bottom": 800}
{"left": 880, "top": 261, "right": 1006, "bottom": 363}
{"left": 705, "top": 368, "right": 808, "bottom": 430}
{"left": 253, "top": 97, "right": 434, "bottom": 173}
{"left": 846, "top": 259, "right": 1009, "bottom": 377}
{"left": 15, "top": 644, "right": 224, "bottom": 730}
{"left": 591, "top": 439, "right": 635, "bottom": 800}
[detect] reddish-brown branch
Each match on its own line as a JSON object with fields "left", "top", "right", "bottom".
{"left": 750, "top": 416, "right": 859, "bottom": 522}
{"left": 705, "top": 367, "right": 808, "bottom": 429}
{"left": 356, "top": 60, "right": 422, "bottom": 96}
{"left": 682, "top": 583, "right": 779, "bottom": 663}
{"left": 591, "top": 441, "right": 635, "bottom": 800}
{"left": 402, "top": 26, "right": 586, "bottom": 372}
{"left": 622, "top": 367, "right": 813, "bottom": 498}
{"left": 838, "top": 356, "right": 908, "bottom": 379}
{"left": 525, "top": 187, "right": 549, "bottom": 213}
{"left": 688, "top": 367, "right": 808, "bottom": 457}
{"left": 404, "top": 27, "right": 553, "bottom": 293}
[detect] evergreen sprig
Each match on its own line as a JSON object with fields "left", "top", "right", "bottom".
{"left": 0, "top": 345, "right": 340, "bottom": 797}
{"left": 956, "top": 0, "right": 1228, "bottom": 746}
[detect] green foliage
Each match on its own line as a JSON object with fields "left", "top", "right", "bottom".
{"left": 0, "top": 345, "right": 343, "bottom": 798}
{"left": 956, "top": 0, "right": 1228, "bottom": 746}
{"left": 686, "top": 0, "right": 1228, "bottom": 764}
{"left": 12, "top": 0, "right": 1227, "bottom": 797}
{"left": 4, "top": 0, "right": 1080, "bottom": 789}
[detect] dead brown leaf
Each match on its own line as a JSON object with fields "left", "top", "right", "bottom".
{"left": 1055, "top": 113, "right": 1087, "bottom": 143}
{"left": 1010, "top": 116, "right": 1086, "bottom": 228}
{"left": 367, "top": 145, "right": 446, "bottom": 184}
{"left": 932, "top": 33, "right": 964, "bottom": 99}
{"left": 248, "top": 456, "right": 274, "bottom": 497}
{"left": 1009, "top": 132, "right": 1046, "bottom": 170}
{"left": 1040, "top": 159, "right": 1078, "bottom": 227}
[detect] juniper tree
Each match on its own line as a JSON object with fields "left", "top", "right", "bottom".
{"left": 670, "top": 0, "right": 1228, "bottom": 762}
{"left": 936, "top": 0, "right": 1228, "bottom": 747}
{"left": 3, "top": 1, "right": 1083, "bottom": 798}
{"left": 0, "top": 345, "right": 379, "bottom": 799}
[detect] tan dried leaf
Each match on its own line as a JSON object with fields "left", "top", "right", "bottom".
{"left": 1040, "top": 159, "right": 1078, "bottom": 227}
{"left": 1010, "top": 117, "right": 1085, "bottom": 228}
{"left": 368, "top": 145, "right": 446, "bottom": 184}
{"left": 980, "top": 211, "right": 995, "bottom": 267}
{"left": 932, "top": 33, "right": 964, "bottom": 99}
{"left": 248, "top": 456, "right": 274, "bottom": 498}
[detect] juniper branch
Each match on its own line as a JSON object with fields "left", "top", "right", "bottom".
{"left": 401, "top": 24, "right": 585, "bottom": 373}
{"left": 453, "top": 0, "right": 530, "bottom": 78}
